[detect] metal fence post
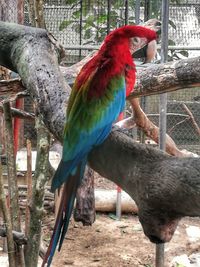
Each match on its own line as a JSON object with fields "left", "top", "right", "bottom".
{"left": 156, "top": 0, "right": 170, "bottom": 267}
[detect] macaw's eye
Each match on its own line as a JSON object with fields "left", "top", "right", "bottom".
{"left": 132, "top": 37, "right": 140, "bottom": 46}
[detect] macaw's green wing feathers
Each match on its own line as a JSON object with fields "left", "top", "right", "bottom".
{"left": 51, "top": 74, "right": 126, "bottom": 191}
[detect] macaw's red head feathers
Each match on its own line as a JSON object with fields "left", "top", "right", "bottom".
{"left": 104, "top": 25, "right": 157, "bottom": 44}
{"left": 100, "top": 25, "right": 157, "bottom": 58}
{"left": 76, "top": 25, "right": 157, "bottom": 98}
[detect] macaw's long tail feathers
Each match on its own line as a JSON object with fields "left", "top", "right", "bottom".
{"left": 41, "top": 164, "right": 85, "bottom": 267}
{"left": 51, "top": 154, "right": 87, "bottom": 192}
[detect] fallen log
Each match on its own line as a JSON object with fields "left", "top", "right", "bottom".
{"left": 95, "top": 189, "right": 138, "bottom": 213}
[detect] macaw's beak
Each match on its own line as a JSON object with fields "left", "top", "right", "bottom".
{"left": 131, "top": 18, "right": 161, "bottom": 63}
{"left": 132, "top": 39, "right": 157, "bottom": 63}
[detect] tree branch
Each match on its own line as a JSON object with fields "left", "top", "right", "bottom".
{"left": 0, "top": 104, "right": 35, "bottom": 119}
{"left": 182, "top": 103, "right": 200, "bottom": 136}
{"left": 89, "top": 130, "right": 200, "bottom": 242}
{"left": 128, "top": 58, "right": 200, "bottom": 98}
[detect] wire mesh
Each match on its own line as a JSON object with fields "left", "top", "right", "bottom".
{"left": 0, "top": 0, "right": 18, "bottom": 22}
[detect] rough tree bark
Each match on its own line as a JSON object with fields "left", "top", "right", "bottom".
{"left": 89, "top": 129, "right": 200, "bottom": 242}
{"left": 74, "top": 166, "right": 95, "bottom": 225}
{"left": 24, "top": 117, "right": 50, "bottom": 267}
{"left": 0, "top": 21, "right": 200, "bottom": 243}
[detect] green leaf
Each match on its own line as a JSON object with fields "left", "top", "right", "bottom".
{"left": 168, "top": 39, "right": 176, "bottom": 46}
{"left": 108, "top": 213, "right": 118, "bottom": 220}
{"left": 72, "top": 10, "right": 81, "bottom": 19}
{"left": 96, "top": 14, "right": 107, "bottom": 24}
{"left": 84, "top": 28, "right": 93, "bottom": 39}
{"left": 175, "top": 264, "right": 186, "bottom": 267}
{"left": 178, "top": 50, "right": 189, "bottom": 57}
{"left": 72, "top": 23, "right": 80, "bottom": 33}
{"left": 84, "top": 15, "right": 96, "bottom": 29}
{"left": 65, "top": 0, "right": 78, "bottom": 5}
{"left": 59, "top": 20, "right": 72, "bottom": 31}
{"left": 169, "top": 19, "right": 177, "bottom": 30}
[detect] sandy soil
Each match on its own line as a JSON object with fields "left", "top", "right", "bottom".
{"left": 40, "top": 177, "right": 200, "bottom": 267}
{"left": 42, "top": 214, "right": 200, "bottom": 267}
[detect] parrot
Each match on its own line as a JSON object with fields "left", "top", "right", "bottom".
{"left": 42, "top": 25, "right": 157, "bottom": 267}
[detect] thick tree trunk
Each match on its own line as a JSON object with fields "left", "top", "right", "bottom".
{"left": 0, "top": 21, "right": 69, "bottom": 141}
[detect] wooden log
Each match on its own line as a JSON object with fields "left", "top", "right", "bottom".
{"left": 95, "top": 189, "right": 138, "bottom": 213}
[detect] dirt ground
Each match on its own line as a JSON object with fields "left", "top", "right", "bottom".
{"left": 44, "top": 215, "right": 200, "bottom": 267}
{"left": 40, "top": 177, "right": 200, "bottom": 267}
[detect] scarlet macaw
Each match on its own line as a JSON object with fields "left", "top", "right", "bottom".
{"left": 42, "top": 25, "right": 157, "bottom": 267}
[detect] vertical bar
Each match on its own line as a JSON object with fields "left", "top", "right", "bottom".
{"left": 116, "top": 186, "right": 122, "bottom": 220}
{"left": 116, "top": 112, "right": 124, "bottom": 220}
{"left": 25, "top": 139, "right": 32, "bottom": 236}
{"left": 156, "top": 244, "right": 165, "bottom": 267}
{"left": 140, "top": 0, "right": 150, "bottom": 143}
{"left": 157, "top": 1, "right": 169, "bottom": 267}
{"left": 144, "top": 0, "right": 151, "bottom": 22}
{"left": 135, "top": 0, "right": 141, "bottom": 24}
{"left": 159, "top": 0, "right": 169, "bottom": 151}
{"left": 124, "top": 0, "right": 129, "bottom": 25}
{"left": 107, "top": 0, "right": 111, "bottom": 33}
{"left": 79, "top": 0, "right": 83, "bottom": 59}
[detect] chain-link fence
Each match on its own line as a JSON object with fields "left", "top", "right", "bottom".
{"left": 1, "top": 0, "right": 200, "bottom": 153}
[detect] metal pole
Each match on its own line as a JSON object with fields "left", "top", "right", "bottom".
{"left": 159, "top": 0, "right": 169, "bottom": 150}
{"left": 107, "top": 0, "right": 111, "bottom": 34}
{"left": 156, "top": 1, "right": 169, "bottom": 267}
{"left": 116, "top": 112, "right": 124, "bottom": 220}
{"left": 79, "top": 0, "right": 83, "bottom": 59}
{"left": 144, "top": 0, "right": 151, "bottom": 22}
{"left": 124, "top": 0, "right": 129, "bottom": 25}
{"left": 140, "top": 0, "right": 150, "bottom": 144}
{"left": 156, "top": 244, "right": 165, "bottom": 267}
{"left": 116, "top": 186, "right": 122, "bottom": 219}
{"left": 135, "top": 0, "right": 140, "bottom": 24}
